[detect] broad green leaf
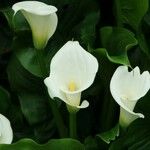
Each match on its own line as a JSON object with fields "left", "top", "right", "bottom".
{"left": 1, "top": 8, "right": 14, "bottom": 29}
{"left": 80, "top": 11, "right": 100, "bottom": 50}
{"left": 7, "top": 55, "right": 53, "bottom": 125}
{"left": 114, "top": 0, "right": 149, "bottom": 30}
{"left": 40, "top": 0, "right": 98, "bottom": 46}
{"left": 11, "top": 30, "right": 41, "bottom": 77}
{"left": 99, "top": 26, "right": 138, "bottom": 65}
{"left": 1, "top": 8, "right": 29, "bottom": 32}
{"left": 18, "top": 92, "right": 52, "bottom": 125}
{"left": 7, "top": 55, "right": 56, "bottom": 141}
{"left": 144, "top": 10, "right": 150, "bottom": 27}
{"left": 46, "top": 139, "right": 84, "bottom": 150}
{"left": 136, "top": 32, "right": 150, "bottom": 57}
{"left": 7, "top": 55, "right": 42, "bottom": 93}
{"left": 0, "top": 86, "right": 11, "bottom": 114}
{"left": 109, "top": 119, "right": 150, "bottom": 150}
{"left": 0, "top": 138, "right": 84, "bottom": 150}
{"left": 15, "top": 47, "right": 43, "bottom": 77}
{"left": 13, "top": 11, "right": 30, "bottom": 32}
{"left": 33, "top": 119, "right": 55, "bottom": 143}
{"left": 114, "top": 0, "right": 149, "bottom": 55}
{"left": 57, "top": 0, "right": 99, "bottom": 37}
{"left": 137, "top": 11, "right": 150, "bottom": 56}
{"left": 97, "top": 124, "right": 119, "bottom": 144}
{"left": 7, "top": 104, "right": 34, "bottom": 142}
{"left": 135, "top": 91, "right": 150, "bottom": 119}
{"left": 95, "top": 48, "right": 130, "bottom": 66}
{"left": 92, "top": 48, "right": 119, "bottom": 132}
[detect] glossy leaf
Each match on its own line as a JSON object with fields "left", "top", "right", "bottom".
{"left": 99, "top": 26, "right": 138, "bottom": 65}
{"left": 97, "top": 124, "right": 119, "bottom": 144}
{"left": 1, "top": 8, "right": 29, "bottom": 32}
{"left": 1, "top": 8, "right": 14, "bottom": 29}
{"left": 110, "top": 119, "right": 150, "bottom": 150}
{"left": 0, "top": 0, "right": 150, "bottom": 149}
{"left": 18, "top": 92, "right": 51, "bottom": 125}
{"left": 92, "top": 48, "right": 119, "bottom": 132}
{"left": 0, "top": 138, "right": 84, "bottom": 150}
{"left": 114, "top": 0, "right": 149, "bottom": 30}
{"left": 15, "top": 47, "right": 43, "bottom": 77}
{"left": 7, "top": 55, "right": 55, "bottom": 141}
{"left": 80, "top": 11, "right": 100, "bottom": 49}
{"left": 7, "top": 55, "right": 52, "bottom": 124}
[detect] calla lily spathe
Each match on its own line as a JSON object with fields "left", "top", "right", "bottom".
{"left": 0, "top": 114, "right": 13, "bottom": 144}
{"left": 110, "top": 66, "right": 150, "bottom": 128}
{"left": 44, "top": 41, "right": 98, "bottom": 113}
{"left": 12, "top": 1, "right": 58, "bottom": 50}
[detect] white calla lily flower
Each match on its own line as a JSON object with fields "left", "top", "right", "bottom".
{"left": 44, "top": 41, "right": 98, "bottom": 113}
{"left": 12, "top": 1, "right": 58, "bottom": 50}
{"left": 0, "top": 114, "right": 13, "bottom": 144}
{"left": 110, "top": 66, "right": 150, "bottom": 128}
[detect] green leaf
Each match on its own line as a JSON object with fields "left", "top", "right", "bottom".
{"left": 1, "top": 8, "right": 14, "bottom": 29}
{"left": 0, "top": 86, "right": 11, "bottom": 114}
{"left": 33, "top": 119, "right": 55, "bottom": 143}
{"left": 109, "top": 119, "right": 150, "bottom": 150}
{"left": 1, "top": 8, "right": 29, "bottom": 32}
{"left": 0, "top": 138, "right": 84, "bottom": 150}
{"left": 80, "top": 11, "right": 100, "bottom": 49}
{"left": 99, "top": 26, "right": 138, "bottom": 65}
{"left": 94, "top": 48, "right": 129, "bottom": 66}
{"left": 7, "top": 55, "right": 52, "bottom": 125}
{"left": 114, "top": 0, "right": 149, "bottom": 30}
{"left": 135, "top": 91, "right": 150, "bottom": 119}
{"left": 46, "top": 139, "right": 84, "bottom": 150}
{"left": 97, "top": 124, "right": 119, "bottom": 144}
{"left": 136, "top": 32, "right": 150, "bottom": 57}
{"left": 114, "top": 0, "right": 149, "bottom": 56}
{"left": 44, "top": 0, "right": 99, "bottom": 47}
{"left": 92, "top": 48, "right": 119, "bottom": 132}
{"left": 7, "top": 55, "right": 40, "bottom": 92}
{"left": 7, "top": 55, "right": 55, "bottom": 141}
{"left": 18, "top": 92, "right": 51, "bottom": 125}
{"left": 15, "top": 47, "right": 43, "bottom": 77}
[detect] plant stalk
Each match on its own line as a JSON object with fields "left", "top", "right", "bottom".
{"left": 36, "top": 48, "right": 67, "bottom": 137}
{"left": 69, "top": 113, "right": 77, "bottom": 139}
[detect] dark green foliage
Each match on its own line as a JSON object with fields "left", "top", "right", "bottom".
{"left": 0, "top": 0, "right": 150, "bottom": 149}
{"left": 0, "top": 138, "right": 84, "bottom": 150}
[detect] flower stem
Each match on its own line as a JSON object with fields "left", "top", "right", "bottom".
{"left": 69, "top": 113, "right": 77, "bottom": 139}
{"left": 49, "top": 97, "right": 67, "bottom": 137}
{"left": 35, "top": 49, "right": 67, "bottom": 137}
{"left": 36, "top": 49, "right": 48, "bottom": 77}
